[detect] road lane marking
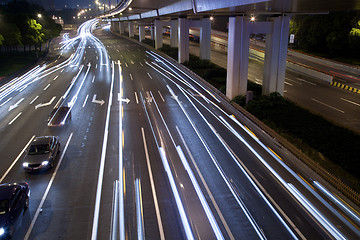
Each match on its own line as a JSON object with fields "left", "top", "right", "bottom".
{"left": 285, "top": 81, "right": 293, "bottom": 86}
{"left": 53, "top": 75, "right": 59, "bottom": 81}
{"left": 134, "top": 92, "right": 139, "bottom": 104}
{"left": 141, "top": 128, "right": 165, "bottom": 239}
{"left": 61, "top": 69, "right": 64, "bottom": 72}
{"left": 297, "top": 77, "right": 316, "bottom": 85}
{"left": 125, "top": 62, "right": 128, "bottom": 67}
{"left": 129, "top": 73, "right": 133, "bottom": 81}
{"left": 30, "top": 96, "right": 39, "bottom": 104}
{"left": 139, "top": 62, "right": 143, "bottom": 66}
{"left": 0, "top": 97, "right": 12, "bottom": 107}
{"left": 0, "top": 135, "right": 35, "bottom": 183}
{"left": 43, "top": 84, "right": 51, "bottom": 91}
{"left": 92, "top": 75, "right": 96, "bottom": 83}
{"left": 82, "top": 95, "right": 89, "bottom": 107}
{"left": 311, "top": 98, "right": 344, "bottom": 113}
{"left": 35, "top": 96, "right": 56, "bottom": 109}
{"left": 340, "top": 98, "right": 360, "bottom": 107}
{"left": 158, "top": 90, "right": 165, "bottom": 102}
{"left": 91, "top": 60, "right": 115, "bottom": 240}
{"left": 9, "top": 98, "right": 24, "bottom": 111}
{"left": 95, "top": 63, "right": 98, "bottom": 69}
{"left": 24, "top": 133, "right": 73, "bottom": 240}
{"left": 147, "top": 72, "right": 152, "bottom": 79}
{"left": 8, "top": 112, "right": 22, "bottom": 126}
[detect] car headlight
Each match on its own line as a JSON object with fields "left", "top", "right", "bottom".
{"left": 0, "top": 227, "right": 5, "bottom": 236}
{"left": 23, "top": 162, "right": 29, "bottom": 168}
{"left": 41, "top": 161, "right": 49, "bottom": 166}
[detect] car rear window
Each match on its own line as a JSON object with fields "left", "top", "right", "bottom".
{"left": 0, "top": 200, "right": 8, "bottom": 214}
{"left": 29, "top": 144, "right": 50, "bottom": 154}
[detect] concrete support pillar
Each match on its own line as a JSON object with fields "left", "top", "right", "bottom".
{"left": 199, "top": 18, "right": 211, "bottom": 60}
{"left": 110, "top": 21, "right": 114, "bottom": 31}
{"left": 263, "top": 16, "right": 290, "bottom": 96}
{"left": 150, "top": 26, "right": 154, "bottom": 40}
{"left": 128, "top": 22, "right": 134, "bottom": 37}
{"left": 178, "top": 17, "right": 189, "bottom": 63}
{"left": 139, "top": 25, "right": 145, "bottom": 42}
{"left": 154, "top": 20, "right": 163, "bottom": 49}
{"left": 170, "top": 20, "right": 178, "bottom": 47}
{"left": 119, "top": 22, "right": 124, "bottom": 34}
{"left": 226, "top": 16, "right": 250, "bottom": 99}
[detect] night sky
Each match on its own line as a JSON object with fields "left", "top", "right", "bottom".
{"left": 54, "top": 0, "right": 119, "bottom": 9}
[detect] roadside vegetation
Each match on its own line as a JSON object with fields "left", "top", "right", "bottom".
{"left": 290, "top": 11, "right": 360, "bottom": 65}
{"left": 0, "top": 1, "right": 62, "bottom": 78}
{"left": 142, "top": 42, "right": 360, "bottom": 192}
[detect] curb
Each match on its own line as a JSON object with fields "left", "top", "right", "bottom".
{"left": 331, "top": 81, "right": 360, "bottom": 94}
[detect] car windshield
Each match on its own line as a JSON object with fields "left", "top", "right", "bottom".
{"left": 0, "top": 200, "right": 8, "bottom": 214}
{"left": 29, "top": 144, "right": 50, "bottom": 154}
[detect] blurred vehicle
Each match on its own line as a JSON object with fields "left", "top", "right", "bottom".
{"left": 22, "top": 136, "right": 60, "bottom": 172}
{"left": 0, "top": 183, "right": 30, "bottom": 239}
{"left": 48, "top": 106, "right": 71, "bottom": 126}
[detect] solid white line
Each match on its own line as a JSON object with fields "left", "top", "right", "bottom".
{"left": 8, "top": 112, "right": 22, "bottom": 125}
{"left": 340, "top": 98, "right": 360, "bottom": 107}
{"left": 0, "top": 135, "right": 35, "bottom": 183}
{"left": 0, "top": 97, "right": 12, "bottom": 107}
{"left": 43, "top": 84, "right": 51, "bottom": 91}
{"left": 82, "top": 95, "right": 89, "bottom": 108}
{"left": 29, "top": 96, "right": 39, "bottom": 105}
{"left": 24, "top": 132, "right": 73, "bottom": 240}
{"left": 134, "top": 92, "right": 139, "bottom": 104}
{"left": 147, "top": 72, "right": 152, "bottom": 79}
{"left": 158, "top": 91, "right": 165, "bottom": 102}
{"left": 311, "top": 98, "right": 344, "bottom": 113}
{"left": 141, "top": 128, "right": 165, "bottom": 240}
{"left": 91, "top": 60, "right": 115, "bottom": 240}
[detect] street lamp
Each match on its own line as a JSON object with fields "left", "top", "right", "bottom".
{"left": 37, "top": 13, "right": 42, "bottom": 18}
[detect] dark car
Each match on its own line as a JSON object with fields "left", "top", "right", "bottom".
{"left": 48, "top": 106, "right": 71, "bottom": 126}
{"left": 0, "top": 183, "right": 30, "bottom": 239}
{"left": 22, "top": 136, "right": 60, "bottom": 172}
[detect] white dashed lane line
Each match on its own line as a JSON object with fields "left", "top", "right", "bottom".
{"left": 341, "top": 98, "right": 360, "bottom": 107}
{"left": 44, "top": 84, "right": 51, "bottom": 91}
{"left": 311, "top": 98, "right": 344, "bottom": 113}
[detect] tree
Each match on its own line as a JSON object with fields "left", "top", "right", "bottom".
{"left": 26, "top": 19, "right": 44, "bottom": 51}
{"left": 0, "top": 23, "right": 22, "bottom": 52}
{"left": 349, "top": 19, "right": 360, "bottom": 54}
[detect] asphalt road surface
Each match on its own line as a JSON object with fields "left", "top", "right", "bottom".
{"left": 0, "top": 20, "right": 359, "bottom": 240}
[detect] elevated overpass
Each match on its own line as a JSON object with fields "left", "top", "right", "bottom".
{"left": 104, "top": 0, "right": 359, "bottom": 98}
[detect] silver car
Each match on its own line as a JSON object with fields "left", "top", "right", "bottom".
{"left": 23, "top": 136, "right": 60, "bottom": 172}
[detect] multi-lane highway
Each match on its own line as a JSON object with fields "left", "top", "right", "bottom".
{"left": 0, "top": 20, "right": 359, "bottom": 239}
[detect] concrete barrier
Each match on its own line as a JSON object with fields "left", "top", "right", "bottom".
{"left": 286, "top": 61, "right": 334, "bottom": 83}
